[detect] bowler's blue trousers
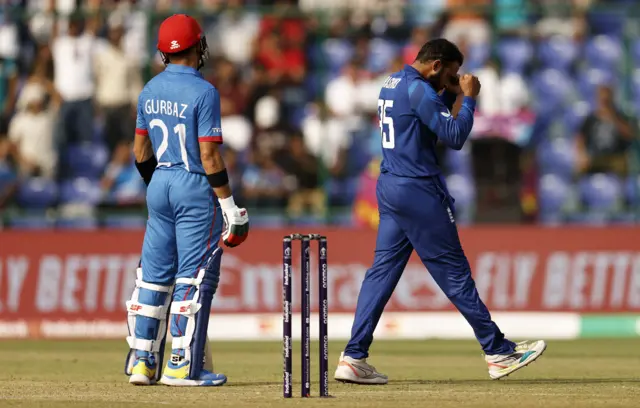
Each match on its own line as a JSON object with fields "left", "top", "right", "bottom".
{"left": 344, "top": 172, "right": 515, "bottom": 358}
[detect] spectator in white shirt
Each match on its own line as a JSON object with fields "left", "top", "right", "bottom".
{"left": 109, "top": 0, "right": 150, "bottom": 68}
{"left": 52, "top": 13, "right": 96, "bottom": 151}
{"left": 210, "top": 0, "right": 259, "bottom": 66}
{"left": 302, "top": 102, "right": 352, "bottom": 177}
{"left": 475, "top": 60, "right": 530, "bottom": 116}
{"left": 96, "top": 15, "right": 145, "bottom": 198}
{"left": 8, "top": 85, "right": 57, "bottom": 179}
{"left": 94, "top": 16, "right": 142, "bottom": 155}
{"left": 324, "top": 60, "right": 372, "bottom": 132}
{"left": 324, "top": 61, "right": 361, "bottom": 118}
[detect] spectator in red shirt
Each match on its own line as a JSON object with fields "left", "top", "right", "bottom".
{"left": 255, "top": 32, "right": 305, "bottom": 84}
{"left": 255, "top": 1, "right": 306, "bottom": 84}
{"left": 208, "top": 57, "right": 248, "bottom": 116}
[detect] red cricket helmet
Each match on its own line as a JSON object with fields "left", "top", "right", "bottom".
{"left": 157, "top": 14, "right": 209, "bottom": 69}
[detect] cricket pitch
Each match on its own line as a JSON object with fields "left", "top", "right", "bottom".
{"left": 0, "top": 339, "right": 638, "bottom": 407}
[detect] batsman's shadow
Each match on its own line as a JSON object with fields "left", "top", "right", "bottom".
{"left": 387, "top": 378, "right": 640, "bottom": 386}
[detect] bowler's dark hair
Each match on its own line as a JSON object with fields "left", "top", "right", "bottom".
{"left": 414, "top": 38, "right": 464, "bottom": 66}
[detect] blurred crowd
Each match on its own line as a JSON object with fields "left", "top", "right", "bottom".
{"left": 0, "top": 0, "right": 638, "bottom": 228}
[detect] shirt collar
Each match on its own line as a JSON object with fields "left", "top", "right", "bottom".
{"left": 403, "top": 64, "right": 421, "bottom": 76}
{"left": 165, "top": 63, "right": 203, "bottom": 77}
{"left": 404, "top": 64, "right": 438, "bottom": 91}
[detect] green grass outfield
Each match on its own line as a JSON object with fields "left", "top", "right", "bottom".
{"left": 0, "top": 339, "right": 638, "bottom": 407}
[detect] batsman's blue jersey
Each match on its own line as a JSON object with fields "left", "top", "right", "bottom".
{"left": 135, "top": 64, "right": 223, "bottom": 174}
{"left": 135, "top": 62, "right": 224, "bottom": 305}
{"left": 378, "top": 64, "right": 476, "bottom": 177}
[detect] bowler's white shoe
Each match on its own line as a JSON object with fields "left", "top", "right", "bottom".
{"left": 334, "top": 352, "right": 388, "bottom": 384}
{"left": 486, "top": 340, "right": 547, "bottom": 380}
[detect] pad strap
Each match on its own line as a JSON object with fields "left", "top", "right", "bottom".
{"left": 175, "top": 269, "right": 205, "bottom": 287}
{"left": 170, "top": 300, "right": 202, "bottom": 316}
{"left": 126, "top": 300, "right": 168, "bottom": 319}
{"left": 135, "top": 268, "right": 172, "bottom": 292}
{"left": 172, "top": 336, "right": 191, "bottom": 350}
{"left": 126, "top": 336, "right": 162, "bottom": 352}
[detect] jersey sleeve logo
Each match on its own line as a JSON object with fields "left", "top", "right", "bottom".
{"left": 441, "top": 109, "right": 452, "bottom": 118}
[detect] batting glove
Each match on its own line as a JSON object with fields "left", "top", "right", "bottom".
{"left": 219, "top": 196, "right": 249, "bottom": 247}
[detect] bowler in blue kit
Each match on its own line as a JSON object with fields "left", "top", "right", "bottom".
{"left": 334, "top": 39, "right": 547, "bottom": 384}
{"left": 124, "top": 14, "right": 249, "bottom": 388}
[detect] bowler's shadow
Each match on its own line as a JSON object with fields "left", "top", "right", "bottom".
{"left": 385, "top": 378, "right": 640, "bottom": 386}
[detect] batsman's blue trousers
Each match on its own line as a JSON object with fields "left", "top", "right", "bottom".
{"left": 344, "top": 172, "right": 515, "bottom": 358}
{"left": 137, "top": 168, "right": 222, "bottom": 353}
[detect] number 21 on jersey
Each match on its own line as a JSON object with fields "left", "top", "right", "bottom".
{"left": 378, "top": 99, "right": 394, "bottom": 149}
{"left": 150, "top": 118, "right": 190, "bottom": 171}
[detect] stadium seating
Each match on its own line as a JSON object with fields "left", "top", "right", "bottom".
{"left": 0, "top": 163, "right": 16, "bottom": 191}
{"left": 9, "top": 215, "right": 56, "bottom": 229}
{"left": 4, "top": 3, "right": 640, "bottom": 229}
{"left": 632, "top": 69, "right": 640, "bottom": 113}
{"left": 59, "top": 178, "right": 103, "bottom": 206}
{"left": 563, "top": 102, "right": 590, "bottom": 135}
{"left": 367, "top": 38, "right": 397, "bottom": 73}
{"left": 537, "top": 137, "right": 576, "bottom": 180}
{"left": 584, "top": 35, "right": 623, "bottom": 71}
{"left": 102, "top": 215, "right": 148, "bottom": 229}
{"left": 632, "top": 39, "right": 640, "bottom": 65}
{"left": 64, "top": 143, "right": 109, "bottom": 179}
{"left": 537, "top": 37, "right": 578, "bottom": 71}
{"left": 577, "top": 67, "right": 615, "bottom": 107}
{"left": 579, "top": 173, "right": 623, "bottom": 213}
{"left": 625, "top": 175, "right": 640, "bottom": 206}
{"left": 56, "top": 217, "right": 98, "bottom": 230}
{"left": 496, "top": 38, "right": 533, "bottom": 75}
{"left": 327, "top": 177, "right": 359, "bottom": 207}
{"left": 531, "top": 69, "right": 575, "bottom": 112}
{"left": 322, "top": 38, "right": 353, "bottom": 74}
{"left": 587, "top": 10, "right": 625, "bottom": 36}
{"left": 538, "top": 173, "right": 572, "bottom": 224}
{"left": 328, "top": 209, "right": 354, "bottom": 226}
{"left": 16, "top": 178, "right": 58, "bottom": 208}
{"left": 465, "top": 42, "right": 491, "bottom": 71}
{"left": 445, "top": 148, "right": 472, "bottom": 176}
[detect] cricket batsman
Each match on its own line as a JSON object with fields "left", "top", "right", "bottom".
{"left": 334, "top": 39, "right": 546, "bottom": 384}
{"left": 123, "top": 14, "right": 249, "bottom": 387}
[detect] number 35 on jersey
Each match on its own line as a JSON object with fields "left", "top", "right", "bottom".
{"left": 378, "top": 99, "right": 394, "bottom": 149}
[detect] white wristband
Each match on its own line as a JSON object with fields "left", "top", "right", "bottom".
{"left": 218, "top": 196, "right": 236, "bottom": 211}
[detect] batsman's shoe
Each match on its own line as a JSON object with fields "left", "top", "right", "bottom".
{"left": 334, "top": 352, "right": 388, "bottom": 384}
{"left": 160, "top": 360, "right": 227, "bottom": 387}
{"left": 129, "top": 358, "right": 157, "bottom": 386}
{"left": 485, "top": 340, "right": 547, "bottom": 380}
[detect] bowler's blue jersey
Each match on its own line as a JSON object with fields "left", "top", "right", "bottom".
{"left": 378, "top": 64, "right": 476, "bottom": 177}
{"left": 135, "top": 64, "right": 223, "bottom": 175}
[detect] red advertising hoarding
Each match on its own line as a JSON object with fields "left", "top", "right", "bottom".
{"left": 1, "top": 227, "right": 640, "bottom": 331}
